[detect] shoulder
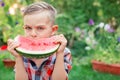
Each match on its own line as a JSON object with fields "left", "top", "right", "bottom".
{"left": 64, "top": 48, "right": 72, "bottom": 61}
{"left": 23, "top": 57, "right": 29, "bottom": 62}
{"left": 64, "top": 47, "right": 71, "bottom": 54}
{"left": 22, "top": 57, "right": 30, "bottom": 66}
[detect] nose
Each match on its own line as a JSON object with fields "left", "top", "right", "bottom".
{"left": 31, "top": 30, "right": 37, "bottom": 38}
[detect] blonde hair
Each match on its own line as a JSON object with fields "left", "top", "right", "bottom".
{"left": 23, "top": 2, "right": 57, "bottom": 24}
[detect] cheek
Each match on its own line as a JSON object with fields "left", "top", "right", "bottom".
{"left": 43, "top": 30, "right": 53, "bottom": 37}
{"left": 44, "top": 28, "right": 52, "bottom": 33}
{"left": 24, "top": 31, "right": 30, "bottom": 36}
{"left": 48, "top": 29, "right": 53, "bottom": 35}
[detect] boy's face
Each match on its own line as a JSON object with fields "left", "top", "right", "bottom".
{"left": 23, "top": 11, "right": 58, "bottom": 39}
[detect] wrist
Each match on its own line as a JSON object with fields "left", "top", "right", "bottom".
{"left": 15, "top": 56, "right": 23, "bottom": 61}
{"left": 56, "top": 52, "right": 64, "bottom": 58}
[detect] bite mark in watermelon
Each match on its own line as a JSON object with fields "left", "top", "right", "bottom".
{"left": 15, "top": 35, "right": 60, "bottom": 58}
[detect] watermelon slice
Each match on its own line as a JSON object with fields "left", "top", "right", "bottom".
{"left": 14, "top": 35, "right": 60, "bottom": 58}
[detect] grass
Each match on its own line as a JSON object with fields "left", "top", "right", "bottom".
{"left": 0, "top": 56, "right": 120, "bottom": 80}
{"left": 0, "top": 59, "right": 14, "bottom": 80}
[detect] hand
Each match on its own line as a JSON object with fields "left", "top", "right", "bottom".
{"left": 53, "top": 34, "right": 67, "bottom": 55}
{"left": 7, "top": 39, "right": 21, "bottom": 58}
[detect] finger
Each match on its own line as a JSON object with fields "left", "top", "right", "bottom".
{"left": 9, "top": 42, "right": 20, "bottom": 50}
{"left": 7, "top": 41, "right": 20, "bottom": 52}
{"left": 10, "top": 49, "right": 18, "bottom": 55}
{"left": 52, "top": 34, "right": 67, "bottom": 45}
{"left": 7, "top": 45, "right": 19, "bottom": 57}
{"left": 59, "top": 34, "right": 64, "bottom": 37}
{"left": 7, "top": 39, "right": 12, "bottom": 45}
{"left": 8, "top": 49, "right": 21, "bottom": 57}
{"left": 59, "top": 34, "right": 67, "bottom": 42}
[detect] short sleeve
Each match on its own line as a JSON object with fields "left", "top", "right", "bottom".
{"left": 64, "top": 48, "right": 72, "bottom": 74}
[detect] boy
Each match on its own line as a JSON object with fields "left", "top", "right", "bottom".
{"left": 7, "top": 2, "right": 72, "bottom": 80}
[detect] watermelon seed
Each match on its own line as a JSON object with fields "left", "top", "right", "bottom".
{"left": 53, "top": 42, "right": 56, "bottom": 44}
{"left": 52, "top": 42, "right": 59, "bottom": 44}
{"left": 38, "top": 43, "right": 41, "bottom": 46}
{"left": 43, "top": 43, "right": 48, "bottom": 46}
{"left": 31, "top": 42, "right": 36, "bottom": 46}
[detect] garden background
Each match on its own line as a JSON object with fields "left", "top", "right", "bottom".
{"left": 0, "top": 0, "right": 120, "bottom": 80}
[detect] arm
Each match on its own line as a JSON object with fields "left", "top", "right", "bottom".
{"left": 51, "top": 34, "right": 72, "bottom": 80}
{"left": 15, "top": 57, "right": 28, "bottom": 80}
{"left": 7, "top": 39, "right": 28, "bottom": 80}
{"left": 51, "top": 53, "right": 67, "bottom": 80}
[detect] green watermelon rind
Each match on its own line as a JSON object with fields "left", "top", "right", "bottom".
{"left": 15, "top": 44, "right": 60, "bottom": 58}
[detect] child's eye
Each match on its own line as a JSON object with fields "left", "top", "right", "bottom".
{"left": 25, "top": 26, "right": 32, "bottom": 30}
{"left": 37, "top": 27, "right": 44, "bottom": 30}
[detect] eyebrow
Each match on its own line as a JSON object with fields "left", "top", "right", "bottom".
{"left": 34, "top": 25, "right": 46, "bottom": 28}
{"left": 24, "top": 25, "right": 32, "bottom": 27}
{"left": 24, "top": 24, "right": 46, "bottom": 28}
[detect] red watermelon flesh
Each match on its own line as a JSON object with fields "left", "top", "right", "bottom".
{"left": 14, "top": 35, "right": 60, "bottom": 58}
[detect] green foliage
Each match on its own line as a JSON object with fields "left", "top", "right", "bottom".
{"left": 0, "top": 0, "right": 24, "bottom": 45}
{"left": 0, "top": 60, "right": 14, "bottom": 80}
{"left": 71, "top": 40, "right": 88, "bottom": 57}
{"left": 0, "top": 51, "right": 15, "bottom": 60}
{"left": 56, "top": 13, "right": 73, "bottom": 34}
{"left": 90, "top": 23, "right": 120, "bottom": 64}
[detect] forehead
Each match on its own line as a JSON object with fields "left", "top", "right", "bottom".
{"left": 23, "top": 11, "right": 52, "bottom": 26}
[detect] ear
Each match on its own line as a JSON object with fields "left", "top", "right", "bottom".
{"left": 51, "top": 25, "right": 58, "bottom": 35}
